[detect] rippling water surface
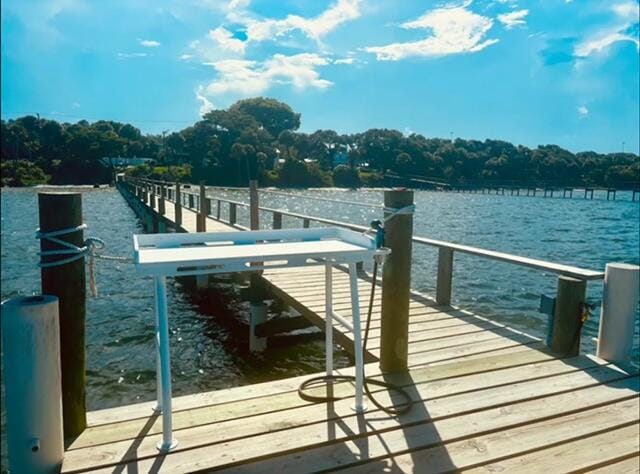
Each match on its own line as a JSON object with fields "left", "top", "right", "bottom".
{"left": 1, "top": 186, "right": 639, "bottom": 470}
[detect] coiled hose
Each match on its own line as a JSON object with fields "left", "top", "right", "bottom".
{"left": 297, "top": 261, "right": 413, "bottom": 415}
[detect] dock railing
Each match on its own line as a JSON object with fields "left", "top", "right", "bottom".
{"left": 124, "top": 177, "right": 620, "bottom": 358}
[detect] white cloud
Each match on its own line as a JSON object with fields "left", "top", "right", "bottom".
{"left": 209, "top": 27, "right": 247, "bottom": 54}
{"left": 365, "top": 5, "right": 498, "bottom": 61}
{"left": 197, "top": 53, "right": 332, "bottom": 114}
{"left": 575, "top": 32, "right": 638, "bottom": 57}
{"left": 243, "top": 0, "right": 361, "bottom": 43}
{"left": 577, "top": 105, "right": 589, "bottom": 117}
{"left": 71, "top": 102, "right": 81, "bottom": 108}
{"left": 497, "top": 9, "right": 529, "bottom": 29}
{"left": 140, "top": 39, "right": 161, "bottom": 47}
{"left": 196, "top": 85, "right": 215, "bottom": 116}
{"left": 179, "top": 54, "right": 194, "bottom": 61}
{"left": 117, "top": 52, "right": 148, "bottom": 59}
{"left": 203, "top": 53, "right": 332, "bottom": 97}
{"left": 334, "top": 57, "right": 355, "bottom": 64}
{"left": 575, "top": 1, "right": 640, "bottom": 58}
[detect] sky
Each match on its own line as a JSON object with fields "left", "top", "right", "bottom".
{"left": 1, "top": 0, "right": 639, "bottom": 154}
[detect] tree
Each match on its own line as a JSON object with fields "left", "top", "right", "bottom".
{"left": 229, "top": 97, "right": 300, "bottom": 138}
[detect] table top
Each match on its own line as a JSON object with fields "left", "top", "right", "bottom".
{"left": 133, "top": 227, "right": 383, "bottom": 277}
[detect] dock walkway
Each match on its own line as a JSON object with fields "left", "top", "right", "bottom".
{"left": 59, "top": 183, "right": 640, "bottom": 473}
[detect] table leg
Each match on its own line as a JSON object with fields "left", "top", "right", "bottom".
{"left": 153, "top": 281, "right": 163, "bottom": 413}
{"left": 325, "top": 262, "right": 333, "bottom": 376}
{"left": 155, "top": 276, "right": 178, "bottom": 452}
{"left": 349, "top": 263, "right": 366, "bottom": 412}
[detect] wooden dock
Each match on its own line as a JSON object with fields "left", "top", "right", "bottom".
{"left": 59, "top": 180, "right": 639, "bottom": 473}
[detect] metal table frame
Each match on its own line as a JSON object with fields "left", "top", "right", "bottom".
{"left": 133, "top": 228, "right": 386, "bottom": 452}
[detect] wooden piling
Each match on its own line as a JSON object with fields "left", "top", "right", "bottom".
{"left": 197, "top": 182, "right": 207, "bottom": 232}
{"left": 273, "top": 212, "right": 282, "bottom": 230}
{"left": 436, "top": 248, "right": 453, "bottom": 305}
{"left": 229, "top": 203, "right": 237, "bottom": 226}
{"left": 38, "top": 193, "right": 87, "bottom": 440}
{"left": 380, "top": 189, "right": 414, "bottom": 373}
{"left": 159, "top": 184, "right": 166, "bottom": 215}
{"left": 249, "top": 180, "right": 259, "bottom": 231}
{"left": 149, "top": 183, "right": 156, "bottom": 209}
{"left": 550, "top": 276, "right": 587, "bottom": 356}
{"left": 174, "top": 183, "right": 182, "bottom": 227}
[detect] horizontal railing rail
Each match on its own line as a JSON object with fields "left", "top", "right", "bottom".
{"left": 128, "top": 178, "right": 605, "bottom": 284}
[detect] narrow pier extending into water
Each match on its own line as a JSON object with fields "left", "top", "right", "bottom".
{"left": 385, "top": 173, "right": 640, "bottom": 201}
{"left": 59, "top": 178, "right": 639, "bottom": 473}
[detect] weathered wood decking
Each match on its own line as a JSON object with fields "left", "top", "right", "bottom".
{"left": 59, "top": 185, "right": 640, "bottom": 473}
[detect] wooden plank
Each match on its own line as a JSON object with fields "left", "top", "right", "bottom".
{"left": 62, "top": 361, "right": 634, "bottom": 472}
{"left": 73, "top": 355, "right": 600, "bottom": 450}
{"left": 74, "top": 377, "right": 638, "bottom": 473}
{"left": 254, "top": 315, "right": 314, "bottom": 337}
{"left": 466, "top": 423, "right": 640, "bottom": 473}
{"left": 346, "top": 397, "right": 639, "bottom": 473}
{"left": 587, "top": 454, "right": 640, "bottom": 473}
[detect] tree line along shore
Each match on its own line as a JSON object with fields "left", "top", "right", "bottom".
{"left": 2, "top": 97, "right": 638, "bottom": 188}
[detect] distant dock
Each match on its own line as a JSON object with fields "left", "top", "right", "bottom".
{"left": 385, "top": 173, "right": 640, "bottom": 201}
{"left": 57, "top": 178, "right": 639, "bottom": 473}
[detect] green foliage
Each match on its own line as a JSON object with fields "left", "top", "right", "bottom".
{"left": 278, "top": 159, "right": 332, "bottom": 188}
{"left": 126, "top": 164, "right": 192, "bottom": 182}
{"left": 2, "top": 98, "right": 638, "bottom": 188}
{"left": 333, "top": 164, "right": 361, "bottom": 188}
{"left": 1, "top": 160, "right": 51, "bottom": 186}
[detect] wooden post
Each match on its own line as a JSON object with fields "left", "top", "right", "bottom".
{"left": 216, "top": 200, "right": 221, "bottom": 220}
{"left": 272, "top": 212, "right": 282, "bottom": 230}
{"left": 38, "top": 193, "right": 87, "bottom": 439}
{"left": 174, "top": 183, "right": 182, "bottom": 227}
{"left": 229, "top": 202, "right": 237, "bottom": 225}
{"left": 197, "top": 182, "right": 207, "bottom": 232}
{"left": 188, "top": 193, "right": 194, "bottom": 209}
{"left": 149, "top": 184, "right": 156, "bottom": 209}
{"left": 159, "top": 184, "right": 166, "bottom": 215}
{"left": 436, "top": 248, "right": 453, "bottom": 305}
{"left": 380, "top": 189, "right": 414, "bottom": 373}
{"left": 550, "top": 276, "right": 587, "bottom": 356}
{"left": 249, "top": 180, "right": 259, "bottom": 231}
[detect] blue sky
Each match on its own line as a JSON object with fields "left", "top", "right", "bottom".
{"left": 1, "top": 0, "right": 639, "bottom": 153}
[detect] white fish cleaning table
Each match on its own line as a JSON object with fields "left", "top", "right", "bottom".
{"left": 133, "top": 227, "right": 388, "bottom": 452}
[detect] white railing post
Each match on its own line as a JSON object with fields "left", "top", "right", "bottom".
{"left": 155, "top": 276, "right": 177, "bottom": 452}
{"left": 325, "top": 263, "right": 333, "bottom": 376}
{"left": 348, "top": 262, "right": 366, "bottom": 413}
{"left": 597, "top": 263, "right": 640, "bottom": 363}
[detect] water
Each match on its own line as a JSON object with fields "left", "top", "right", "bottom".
{"left": 1, "top": 186, "right": 639, "bottom": 470}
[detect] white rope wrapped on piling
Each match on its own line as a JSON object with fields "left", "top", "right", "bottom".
{"left": 36, "top": 224, "right": 132, "bottom": 297}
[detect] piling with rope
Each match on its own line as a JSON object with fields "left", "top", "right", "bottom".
{"left": 37, "top": 192, "right": 87, "bottom": 440}
{"left": 379, "top": 189, "right": 414, "bottom": 372}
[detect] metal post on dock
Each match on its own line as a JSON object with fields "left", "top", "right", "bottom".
{"left": 38, "top": 192, "right": 87, "bottom": 439}
{"left": 550, "top": 276, "right": 587, "bottom": 356}
{"left": 380, "top": 189, "right": 414, "bottom": 372}
{"left": 174, "top": 182, "right": 182, "bottom": 228}
{"left": 1, "top": 296, "right": 64, "bottom": 473}
{"left": 596, "top": 263, "right": 640, "bottom": 363}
